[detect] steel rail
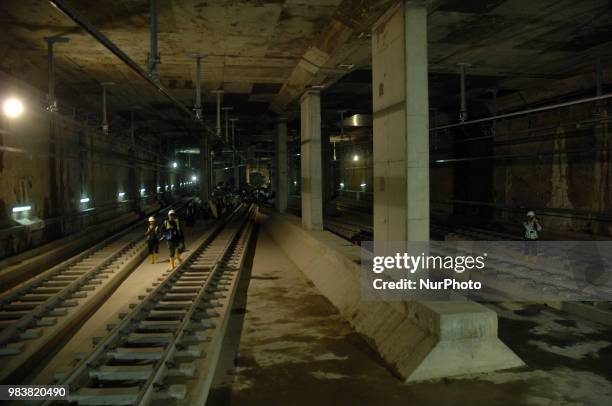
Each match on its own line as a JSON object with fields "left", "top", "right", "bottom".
{"left": 48, "top": 204, "right": 254, "bottom": 405}
{"left": 0, "top": 201, "right": 189, "bottom": 383}
{"left": 137, "top": 206, "right": 254, "bottom": 405}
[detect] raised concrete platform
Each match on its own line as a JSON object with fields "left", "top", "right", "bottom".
{"left": 263, "top": 211, "right": 524, "bottom": 382}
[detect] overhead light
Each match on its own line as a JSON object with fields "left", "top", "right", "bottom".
{"left": 191, "top": 175, "right": 197, "bottom": 181}
{"left": 80, "top": 197, "right": 90, "bottom": 203}
{"left": 360, "top": 183, "right": 367, "bottom": 188}
{"left": 118, "top": 192, "right": 125, "bottom": 200}
{"left": 353, "top": 154, "right": 359, "bottom": 161}
{"left": 3, "top": 97, "right": 24, "bottom": 118}
{"left": 337, "top": 63, "right": 355, "bottom": 70}
{"left": 172, "top": 162, "right": 178, "bottom": 168}
{"left": 156, "top": 186, "right": 161, "bottom": 192}
{"left": 12, "top": 205, "right": 31, "bottom": 213}
{"left": 296, "top": 153, "right": 301, "bottom": 157}
{"left": 293, "top": 180, "right": 297, "bottom": 185}
{"left": 339, "top": 182, "right": 345, "bottom": 189}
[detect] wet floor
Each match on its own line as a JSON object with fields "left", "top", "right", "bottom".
{"left": 208, "top": 226, "right": 612, "bottom": 406}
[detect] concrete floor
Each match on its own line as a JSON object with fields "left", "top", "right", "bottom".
{"left": 208, "top": 226, "right": 612, "bottom": 406}
{"left": 28, "top": 219, "right": 214, "bottom": 385}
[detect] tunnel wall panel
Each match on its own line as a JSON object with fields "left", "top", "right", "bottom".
{"left": 0, "top": 72, "right": 163, "bottom": 260}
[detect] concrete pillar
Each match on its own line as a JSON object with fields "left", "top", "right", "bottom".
{"left": 300, "top": 89, "right": 323, "bottom": 231}
{"left": 275, "top": 118, "right": 288, "bottom": 212}
{"left": 372, "top": 0, "right": 430, "bottom": 242}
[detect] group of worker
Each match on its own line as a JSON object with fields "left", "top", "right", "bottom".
{"left": 145, "top": 209, "right": 185, "bottom": 270}
{"left": 144, "top": 202, "right": 542, "bottom": 268}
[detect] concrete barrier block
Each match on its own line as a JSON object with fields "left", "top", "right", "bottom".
{"left": 263, "top": 211, "right": 524, "bottom": 382}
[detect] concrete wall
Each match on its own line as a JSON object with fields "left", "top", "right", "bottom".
{"left": 0, "top": 72, "right": 176, "bottom": 259}
{"left": 492, "top": 101, "right": 611, "bottom": 237}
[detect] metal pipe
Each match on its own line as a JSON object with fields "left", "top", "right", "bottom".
{"left": 230, "top": 118, "right": 237, "bottom": 149}
{"left": 458, "top": 63, "right": 471, "bottom": 123}
{"left": 222, "top": 107, "right": 232, "bottom": 144}
{"left": 47, "top": 0, "right": 222, "bottom": 142}
{"left": 338, "top": 109, "right": 347, "bottom": 137}
{"left": 101, "top": 84, "right": 108, "bottom": 133}
{"left": 230, "top": 118, "right": 239, "bottom": 190}
{"left": 432, "top": 199, "right": 612, "bottom": 223}
{"left": 195, "top": 58, "right": 201, "bottom": 111}
{"left": 431, "top": 92, "right": 612, "bottom": 132}
{"left": 44, "top": 36, "right": 69, "bottom": 112}
{"left": 100, "top": 82, "right": 113, "bottom": 134}
{"left": 190, "top": 53, "right": 206, "bottom": 120}
{"left": 596, "top": 57, "right": 603, "bottom": 97}
{"left": 47, "top": 39, "right": 54, "bottom": 111}
{"left": 130, "top": 110, "right": 135, "bottom": 145}
{"left": 435, "top": 117, "right": 612, "bottom": 148}
{"left": 490, "top": 88, "right": 498, "bottom": 137}
{"left": 433, "top": 147, "right": 607, "bottom": 164}
{"left": 212, "top": 90, "right": 223, "bottom": 137}
{"left": 148, "top": 0, "right": 158, "bottom": 80}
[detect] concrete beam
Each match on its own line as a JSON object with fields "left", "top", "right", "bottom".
{"left": 270, "top": 19, "right": 353, "bottom": 114}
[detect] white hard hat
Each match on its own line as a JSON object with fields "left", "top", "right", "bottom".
{"left": 148, "top": 216, "right": 155, "bottom": 222}
{"left": 526, "top": 211, "right": 535, "bottom": 217}
{"left": 168, "top": 210, "right": 176, "bottom": 215}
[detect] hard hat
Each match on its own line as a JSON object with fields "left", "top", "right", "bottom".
{"left": 526, "top": 211, "right": 535, "bottom": 217}
{"left": 168, "top": 209, "right": 176, "bottom": 215}
{"left": 148, "top": 216, "right": 155, "bottom": 222}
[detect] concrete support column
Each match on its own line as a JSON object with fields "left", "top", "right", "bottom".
{"left": 300, "top": 89, "right": 323, "bottom": 231}
{"left": 275, "top": 118, "right": 288, "bottom": 212}
{"left": 372, "top": 1, "right": 430, "bottom": 242}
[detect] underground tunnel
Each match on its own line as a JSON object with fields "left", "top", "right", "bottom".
{"left": 0, "top": 0, "right": 612, "bottom": 405}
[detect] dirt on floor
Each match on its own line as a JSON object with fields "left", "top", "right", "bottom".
{"left": 207, "top": 226, "right": 612, "bottom": 406}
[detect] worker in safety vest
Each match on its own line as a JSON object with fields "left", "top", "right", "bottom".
{"left": 523, "top": 210, "right": 543, "bottom": 263}
{"left": 145, "top": 216, "right": 159, "bottom": 264}
{"left": 163, "top": 210, "right": 184, "bottom": 269}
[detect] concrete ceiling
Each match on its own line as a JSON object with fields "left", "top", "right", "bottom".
{"left": 0, "top": 0, "right": 611, "bottom": 142}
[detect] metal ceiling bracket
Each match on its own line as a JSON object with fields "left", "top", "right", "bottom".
{"left": 222, "top": 107, "right": 233, "bottom": 144}
{"left": 100, "top": 82, "right": 114, "bottom": 134}
{"left": 147, "top": 0, "right": 160, "bottom": 81}
{"left": 211, "top": 90, "right": 224, "bottom": 138}
{"left": 457, "top": 63, "right": 472, "bottom": 123}
{"left": 44, "top": 36, "right": 69, "bottom": 112}
{"left": 188, "top": 53, "right": 207, "bottom": 121}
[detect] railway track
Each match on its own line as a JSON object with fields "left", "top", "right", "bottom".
{"left": 0, "top": 202, "right": 188, "bottom": 383}
{"left": 46, "top": 204, "right": 256, "bottom": 405}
